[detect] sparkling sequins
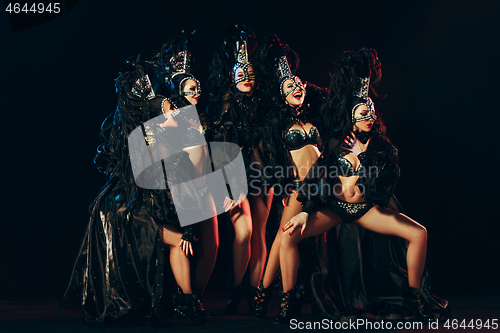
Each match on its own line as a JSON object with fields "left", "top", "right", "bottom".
{"left": 277, "top": 56, "right": 305, "bottom": 97}
{"left": 336, "top": 200, "right": 368, "bottom": 215}
{"left": 233, "top": 41, "right": 254, "bottom": 84}
{"left": 330, "top": 198, "right": 373, "bottom": 223}
{"left": 179, "top": 76, "right": 202, "bottom": 96}
{"left": 354, "top": 77, "right": 370, "bottom": 99}
{"left": 284, "top": 126, "right": 319, "bottom": 151}
{"left": 131, "top": 74, "right": 155, "bottom": 100}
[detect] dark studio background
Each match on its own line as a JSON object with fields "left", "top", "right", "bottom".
{"left": 1, "top": 0, "right": 499, "bottom": 305}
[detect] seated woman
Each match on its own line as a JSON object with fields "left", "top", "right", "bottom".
{"left": 59, "top": 33, "right": 214, "bottom": 327}
{"left": 276, "top": 48, "right": 448, "bottom": 324}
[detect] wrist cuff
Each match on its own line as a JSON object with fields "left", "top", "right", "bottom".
{"left": 301, "top": 201, "right": 315, "bottom": 214}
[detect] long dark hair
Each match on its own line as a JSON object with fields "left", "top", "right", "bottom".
{"left": 207, "top": 25, "right": 258, "bottom": 118}
{"left": 91, "top": 56, "right": 160, "bottom": 213}
{"left": 322, "top": 48, "right": 386, "bottom": 140}
{"left": 153, "top": 30, "right": 197, "bottom": 108}
{"left": 254, "top": 33, "right": 296, "bottom": 105}
{"left": 254, "top": 33, "right": 325, "bottom": 129}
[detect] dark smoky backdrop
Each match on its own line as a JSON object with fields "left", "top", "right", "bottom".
{"left": 1, "top": 0, "right": 498, "bottom": 301}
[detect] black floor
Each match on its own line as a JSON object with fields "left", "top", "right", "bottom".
{"left": 1, "top": 293, "right": 499, "bottom": 333}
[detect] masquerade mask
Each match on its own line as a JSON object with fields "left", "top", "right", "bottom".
{"left": 164, "top": 50, "right": 201, "bottom": 96}
{"left": 179, "top": 76, "right": 202, "bottom": 96}
{"left": 352, "top": 77, "right": 377, "bottom": 122}
{"left": 277, "top": 56, "right": 305, "bottom": 98}
{"left": 232, "top": 40, "right": 255, "bottom": 84}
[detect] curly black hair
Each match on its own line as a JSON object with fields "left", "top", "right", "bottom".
{"left": 206, "top": 24, "right": 258, "bottom": 118}
{"left": 254, "top": 33, "right": 325, "bottom": 128}
{"left": 322, "top": 47, "right": 386, "bottom": 141}
{"left": 253, "top": 33, "right": 299, "bottom": 107}
{"left": 153, "top": 30, "right": 198, "bottom": 103}
{"left": 91, "top": 56, "right": 161, "bottom": 214}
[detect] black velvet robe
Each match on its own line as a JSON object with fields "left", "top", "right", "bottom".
{"left": 60, "top": 96, "right": 206, "bottom": 327}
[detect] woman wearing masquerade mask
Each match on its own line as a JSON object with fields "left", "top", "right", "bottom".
{"left": 154, "top": 32, "right": 218, "bottom": 323}
{"left": 275, "top": 48, "right": 448, "bottom": 323}
{"left": 208, "top": 25, "right": 274, "bottom": 315}
{"left": 60, "top": 33, "right": 214, "bottom": 327}
{"left": 249, "top": 34, "right": 326, "bottom": 320}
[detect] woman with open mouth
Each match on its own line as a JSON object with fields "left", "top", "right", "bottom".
{"left": 250, "top": 34, "right": 326, "bottom": 321}
{"left": 276, "top": 47, "right": 448, "bottom": 323}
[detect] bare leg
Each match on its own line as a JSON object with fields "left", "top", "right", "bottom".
{"left": 230, "top": 198, "right": 252, "bottom": 285}
{"left": 192, "top": 194, "right": 218, "bottom": 294}
{"left": 162, "top": 224, "right": 192, "bottom": 294}
{"left": 353, "top": 206, "right": 427, "bottom": 289}
{"left": 262, "top": 193, "right": 302, "bottom": 289}
{"left": 193, "top": 216, "right": 218, "bottom": 294}
{"left": 280, "top": 209, "right": 342, "bottom": 292}
{"left": 248, "top": 187, "right": 274, "bottom": 286}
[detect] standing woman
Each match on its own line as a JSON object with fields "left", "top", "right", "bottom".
{"left": 207, "top": 25, "right": 273, "bottom": 314}
{"left": 251, "top": 34, "right": 326, "bottom": 319}
{"left": 155, "top": 32, "right": 218, "bottom": 316}
{"left": 60, "top": 34, "right": 210, "bottom": 327}
{"left": 277, "top": 48, "right": 448, "bottom": 323}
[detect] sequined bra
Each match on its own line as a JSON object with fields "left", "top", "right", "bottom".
{"left": 284, "top": 126, "right": 320, "bottom": 151}
{"left": 337, "top": 153, "right": 361, "bottom": 177}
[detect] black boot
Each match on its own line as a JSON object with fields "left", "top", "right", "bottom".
{"left": 251, "top": 286, "right": 272, "bottom": 319}
{"left": 171, "top": 286, "right": 208, "bottom": 325}
{"left": 247, "top": 286, "right": 258, "bottom": 317}
{"left": 195, "top": 294, "right": 210, "bottom": 320}
{"left": 274, "top": 289, "right": 300, "bottom": 325}
{"left": 225, "top": 283, "right": 243, "bottom": 314}
{"left": 405, "top": 287, "right": 431, "bottom": 320}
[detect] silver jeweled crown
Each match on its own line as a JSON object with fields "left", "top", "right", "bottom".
{"left": 233, "top": 40, "right": 254, "bottom": 84}
{"left": 351, "top": 77, "right": 376, "bottom": 122}
{"left": 276, "top": 55, "right": 304, "bottom": 98}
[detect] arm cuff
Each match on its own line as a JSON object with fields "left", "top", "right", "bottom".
{"left": 181, "top": 226, "right": 197, "bottom": 242}
{"left": 301, "top": 201, "right": 316, "bottom": 214}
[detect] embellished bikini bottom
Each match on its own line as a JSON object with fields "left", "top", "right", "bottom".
{"left": 328, "top": 197, "right": 373, "bottom": 223}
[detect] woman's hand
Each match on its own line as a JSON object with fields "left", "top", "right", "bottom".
{"left": 223, "top": 192, "right": 246, "bottom": 212}
{"left": 223, "top": 196, "right": 236, "bottom": 212}
{"left": 283, "top": 212, "right": 309, "bottom": 236}
{"left": 188, "top": 119, "right": 203, "bottom": 134}
{"left": 179, "top": 239, "right": 194, "bottom": 256}
{"left": 180, "top": 226, "right": 198, "bottom": 257}
{"left": 343, "top": 131, "right": 371, "bottom": 156}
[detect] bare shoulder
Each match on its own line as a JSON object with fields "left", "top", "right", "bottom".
{"left": 162, "top": 99, "right": 172, "bottom": 113}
